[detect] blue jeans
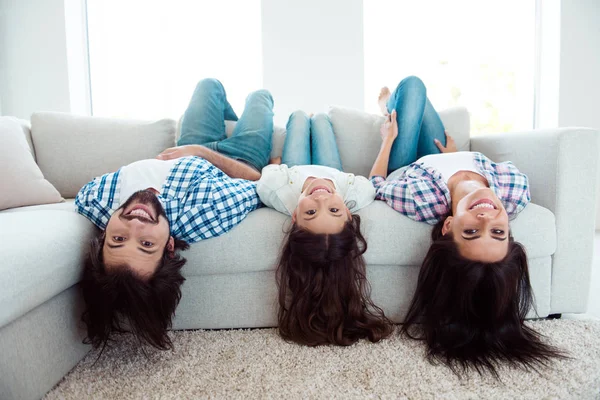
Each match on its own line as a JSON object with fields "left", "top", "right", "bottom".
{"left": 179, "top": 78, "right": 274, "bottom": 171}
{"left": 281, "top": 111, "right": 343, "bottom": 171}
{"left": 387, "top": 76, "right": 446, "bottom": 173}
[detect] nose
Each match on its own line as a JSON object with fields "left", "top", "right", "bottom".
{"left": 312, "top": 193, "right": 331, "bottom": 200}
{"left": 476, "top": 212, "right": 491, "bottom": 219}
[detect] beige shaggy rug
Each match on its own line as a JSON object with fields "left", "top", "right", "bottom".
{"left": 46, "top": 320, "right": 600, "bottom": 399}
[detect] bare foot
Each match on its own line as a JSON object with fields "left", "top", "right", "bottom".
{"left": 378, "top": 87, "right": 391, "bottom": 115}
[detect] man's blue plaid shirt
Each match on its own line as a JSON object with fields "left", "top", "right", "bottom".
{"left": 75, "top": 156, "right": 261, "bottom": 243}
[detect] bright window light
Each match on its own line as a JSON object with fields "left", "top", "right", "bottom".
{"left": 86, "top": 0, "right": 262, "bottom": 120}
{"left": 364, "top": 0, "right": 536, "bottom": 135}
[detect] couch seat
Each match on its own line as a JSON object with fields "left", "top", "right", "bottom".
{"left": 181, "top": 201, "right": 556, "bottom": 276}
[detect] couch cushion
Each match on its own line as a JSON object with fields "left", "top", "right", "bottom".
{"left": 0, "top": 117, "right": 63, "bottom": 211}
{"left": 0, "top": 211, "right": 97, "bottom": 328}
{"left": 31, "top": 112, "right": 177, "bottom": 198}
{"left": 181, "top": 208, "right": 288, "bottom": 276}
{"left": 0, "top": 199, "right": 75, "bottom": 214}
{"left": 180, "top": 202, "right": 556, "bottom": 277}
{"left": 328, "top": 106, "right": 470, "bottom": 177}
{"left": 13, "top": 118, "right": 35, "bottom": 159}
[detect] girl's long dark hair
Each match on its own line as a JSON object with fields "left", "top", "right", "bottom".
{"left": 277, "top": 215, "right": 393, "bottom": 346}
{"left": 401, "top": 217, "right": 565, "bottom": 377}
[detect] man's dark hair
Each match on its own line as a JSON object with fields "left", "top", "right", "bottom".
{"left": 400, "top": 216, "right": 566, "bottom": 377}
{"left": 81, "top": 234, "right": 189, "bottom": 351}
{"left": 277, "top": 215, "right": 393, "bottom": 346}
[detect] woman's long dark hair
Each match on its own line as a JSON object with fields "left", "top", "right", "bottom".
{"left": 401, "top": 217, "right": 565, "bottom": 377}
{"left": 277, "top": 215, "right": 393, "bottom": 346}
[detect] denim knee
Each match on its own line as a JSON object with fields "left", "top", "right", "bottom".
{"left": 310, "top": 113, "right": 330, "bottom": 126}
{"left": 289, "top": 110, "right": 310, "bottom": 123}
{"left": 246, "top": 89, "right": 274, "bottom": 106}
{"left": 286, "top": 111, "right": 310, "bottom": 135}
{"left": 395, "top": 75, "right": 425, "bottom": 94}
{"left": 389, "top": 76, "right": 426, "bottom": 110}
{"left": 194, "top": 78, "right": 225, "bottom": 95}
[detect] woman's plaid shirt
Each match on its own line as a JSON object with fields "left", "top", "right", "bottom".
{"left": 75, "top": 156, "right": 261, "bottom": 243}
{"left": 370, "top": 152, "right": 530, "bottom": 225}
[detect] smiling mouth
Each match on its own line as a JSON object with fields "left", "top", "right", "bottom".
{"left": 125, "top": 204, "right": 156, "bottom": 222}
{"left": 469, "top": 198, "right": 497, "bottom": 210}
{"left": 309, "top": 185, "right": 332, "bottom": 195}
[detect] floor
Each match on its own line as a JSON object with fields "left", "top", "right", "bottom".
{"left": 563, "top": 231, "right": 600, "bottom": 320}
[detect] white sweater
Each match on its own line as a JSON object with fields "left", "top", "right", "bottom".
{"left": 256, "top": 164, "right": 375, "bottom": 216}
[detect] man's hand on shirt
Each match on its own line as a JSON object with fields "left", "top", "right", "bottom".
{"left": 434, "top": 132, "right": 458, "bottom": 153}
{"left": 157, "top": 144, "right": 261, "bottom": 181}
{"left": 157, "top": 145, "right": 205, "bottom": 161}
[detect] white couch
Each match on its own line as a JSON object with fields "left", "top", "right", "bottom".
{"left": 1, "top": 107, "right": 598, "bottom": 399}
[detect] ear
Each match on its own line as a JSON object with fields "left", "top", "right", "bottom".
{"left": 166, "top": 236, "right": 175, "bottom": 258}
{"left": 291, "top": 208, "right": 297, "bottom": 224}
{"left": 441, "top": 216, "right": 453, "bottom": 236}
{"left": 346, "top": 207, "right": 352, "bottom": 221}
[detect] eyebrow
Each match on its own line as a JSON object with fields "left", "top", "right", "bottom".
{"left": 106, "top": 243, "right": 159, "bottom": 255}
{"left": 461, "top": 235, "right": 507, "bottom": 241}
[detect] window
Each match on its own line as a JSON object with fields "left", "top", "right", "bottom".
{"left": 364, "top": 0, "right": 536, "bottom": 135}
{"left": 86, "top": 0, "right": 262, "bottom": 120}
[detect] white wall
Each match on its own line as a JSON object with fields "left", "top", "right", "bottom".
{"left": 557, "top": 0, "right": 600, "bottom": 227}
{"left": 1, "top": 0, "right": 364, "bottom": 124}
{"left": 261, "top": 0, "right": 364, "bottom": 127}
{"left": 1, "top": 1, "right": 599, "bottom": 140}
{"left": 559, "top": 0, "right": 600, "bottom": 129}
{"left": 536, "top": 0, "right": 561, "bottom": 129}
{"left": 63, "top": 0, "right": 91, "bottom": 116}
{"left": 0, "top": 0, "right": 71, "bottom": 119}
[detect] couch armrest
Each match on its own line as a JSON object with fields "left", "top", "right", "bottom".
{"left": 470, "top": 128, "right": 600, "bottom": 313}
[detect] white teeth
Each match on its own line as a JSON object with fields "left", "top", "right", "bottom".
{"left": 472, "top": 203, "right": 494, "bottom": 210}
{"left": 312, "top": 189, "right": 329, "bottom": 194}
{"left": 130, "top": 209, "right": 151, "bottom": 219}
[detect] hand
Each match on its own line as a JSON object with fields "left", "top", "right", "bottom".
{"left": 434, "top": 132, "right": 457, "bottom": 153}
{"left": 157, "top": 145, "right": 204, "bottom": 160}
{"left": 380, "top": 109, "right": 398, "bottom": 144}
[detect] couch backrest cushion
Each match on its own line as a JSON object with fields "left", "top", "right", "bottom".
{"left": 31, "top": 112, "right": 177, "bottom": 198}
{"left": 328, "top": 106, "right": 470, "bottom": 177}
{"left": 0, "top": 117, "right": 64, "bottom": 210}
{"left": 14, "top": 118, "right": 36, "bottom": 159}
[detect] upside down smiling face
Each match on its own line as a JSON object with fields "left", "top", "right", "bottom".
{"left": 292, "top": 178, "right": 352, "bottom": 235}
{"left": 443, "top": 186, "right": 510, "bottom": 262}
{"left": 103, "top": 190, "right": 174, "bottom": 278}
